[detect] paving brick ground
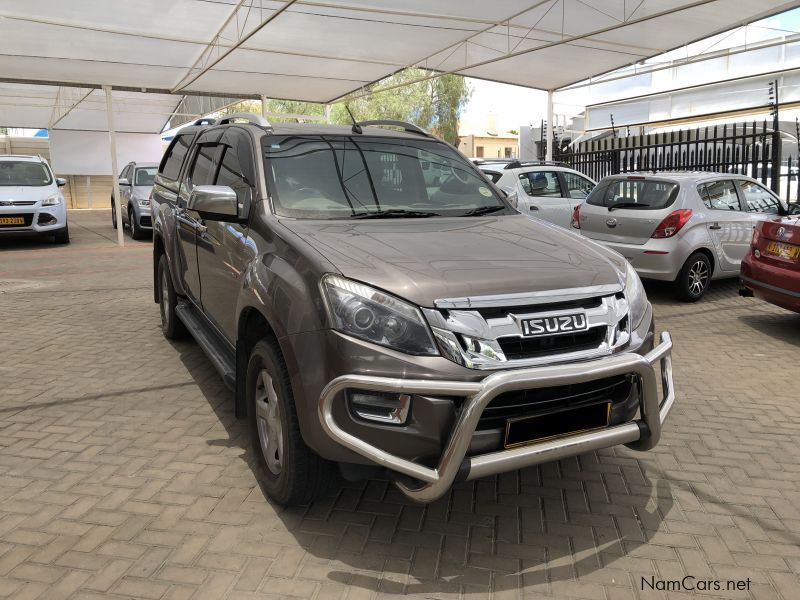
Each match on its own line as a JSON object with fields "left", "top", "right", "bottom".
{"left": 1, "top": 209, "right": 799, "bottom": 600}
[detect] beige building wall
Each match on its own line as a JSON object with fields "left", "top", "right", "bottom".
{"left": 458, "top": 135, "right": 518, "bottom": 159}
{"left": 1, "top": 136, "right": 112, "bottom": 209}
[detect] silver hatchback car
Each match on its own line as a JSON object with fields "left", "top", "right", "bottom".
{"left": 573, "top": 172, "right": 788, "bottom": 301}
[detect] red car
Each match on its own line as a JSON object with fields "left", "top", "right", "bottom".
{"left": 740, "top": 215, "right": 800, "bottom": 313}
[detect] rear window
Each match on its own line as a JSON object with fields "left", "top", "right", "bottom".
{"left": 481, "top": 170, "right": 502, "bottom": 183}
{"left": 587, "top": 178, "right": 679, "bottom": 210}
{"left": 160, "top": 134, "right": 192, "bottom": 181}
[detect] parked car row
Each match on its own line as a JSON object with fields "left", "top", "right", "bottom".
{"left": 473, "top": 159, "right": 799, "bottom": 305}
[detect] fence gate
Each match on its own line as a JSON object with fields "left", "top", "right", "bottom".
{"left": 553, "top": 120, "right": 792, "bottom": 199}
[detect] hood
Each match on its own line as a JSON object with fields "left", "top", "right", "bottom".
{"left": 0, "top": 185, "right": 55, "bottom": 202}
{"left": 281, "top": 214, "right": 627, "bottom": 307}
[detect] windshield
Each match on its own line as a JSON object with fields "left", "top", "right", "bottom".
{"left": 264, "top": 136, "right": 509, "bottom": 219}
{"left": 134, "top": 167, "right": 157, "bottom": 187}
{"left": 587, "top": 178, "right": 679, "bottom": 210}
{"left": 0, "top": 161, "right": 53, "bottom": 187}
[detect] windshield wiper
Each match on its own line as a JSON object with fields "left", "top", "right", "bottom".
{"left": 351, "top": 209, "right": 441, "bottom": 219}
{"left": 608, "top": 202, "right": 650, "bottom": 211}
{"left": 459, "top": 205, "right": 507, "bottom": 217}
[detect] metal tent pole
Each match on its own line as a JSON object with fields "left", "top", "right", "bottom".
{"left": 546, "top": 90, "right": 554, "bottom": 162}
{"left": 104, "top": 85, "right": 124, "bottom": 247}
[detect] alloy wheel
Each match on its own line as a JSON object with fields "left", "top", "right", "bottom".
{"left": 255, "top": 369, "right": 284, "bottom": 475}
{"left": 688, "top": 260, "right": 709, "bottom": 296}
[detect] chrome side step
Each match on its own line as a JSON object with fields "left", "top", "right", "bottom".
{"left": 175, "top": 301, "right": 236, "bottom": 390}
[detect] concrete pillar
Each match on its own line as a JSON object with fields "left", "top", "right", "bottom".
{"left": 104, "top": 85, "right": 124, "bottom": 247}
{"left": 261, "top": 94, "right": 268, "bottom": 119}
{"left": 546, "top": 90, "right": 554, "bottom": 162}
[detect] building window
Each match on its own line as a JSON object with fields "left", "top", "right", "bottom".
{"left": 504, "top": 147, "right": 513, "bottom": 158}
{"left": 475, "top": 146, "right": 484, "bottom": 158}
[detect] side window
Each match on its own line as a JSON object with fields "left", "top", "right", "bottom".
{"left": 520, "top": 171, "right": 562, "bottom": 197}
{"left": 739, "top": 180, "right": 782, "bottom": 214}
{"left": 562, "top": 172, "right": 595, "bottom": 199}
{"left": 698, "top": 180, "right": 741, "bottom": 211}
{"left": 188, "top": 144, "right": 218, "bottom": 187}
{"left": 215, "top": 146, "right": 252, "bottom": 211}
{"left": 160, "top": 134, "right": 192, "bottom": 181}
{"left": 120, "top": 165, "right": 130, "bottom": 180}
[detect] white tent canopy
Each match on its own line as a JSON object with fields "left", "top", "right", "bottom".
{"left": 1, "top": 0, "right": 799, "bottom": 134}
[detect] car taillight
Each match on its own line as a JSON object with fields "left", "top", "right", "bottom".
{"left": 571, "top": 204, "right": 581, "bottom": 229}
{"left": 652, "top": 209, "right": 692, "bottom": 238}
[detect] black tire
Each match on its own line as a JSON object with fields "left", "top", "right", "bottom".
{"left": 247, "top": 339, "right": 337, "bottom": 505}
{"left": 129, "top": 208, "right": 144, "bottom": 240}
{"left": 53, "top": 226, "right": 70, "bottom": 244}
{"left": 111, "top": 201, "right": 117, "bottom": 229}
{"left": 157, "top": 254, "right": 187, "bottom": 340}
{"left": 675, "top": 252, "right": 711, "bottom": 302}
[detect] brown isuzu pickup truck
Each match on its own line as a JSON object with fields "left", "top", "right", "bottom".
{"left": 151, "top": 113, "right": 675, "bottom": 505}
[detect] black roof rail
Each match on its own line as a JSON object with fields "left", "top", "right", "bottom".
{"left": 192, "top": 117, "right": 217, "bottom": 126}
{"left": 472, "top": 158, "right": 514, "bottom": 166}
{"left": 503, "top": 160, "right": 570, "bottom": 169}
{"left": 356, "top": 119, "right": 432, "bottom": 137}
{"left": 218, "top": 112, "right": 273, "bottom": 132}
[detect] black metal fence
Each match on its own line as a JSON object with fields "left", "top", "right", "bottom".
{"left": 553, "top": 120, "right": 799, "bottom": 204}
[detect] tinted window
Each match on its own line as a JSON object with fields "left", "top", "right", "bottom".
{"left": 134, "top": 167, "right": 157, "bottom": 187}
{"left": 0, "top": 161, "right": 52, "bottom": 187}
{"left": 189, "top": 145, "right": 218, "bottom": 187}
{"left": 591, "top": 178, "right": 679, "bottom": 210}
{"left": 562, "top": 172, "right": 595, "bottom": 199}
{"left": 265, "top": 137, "right": 505, "bottom": 219}
{"left": 482, "top": 170, "right": 502, "bottom": 183}
{"left": 160, "top": 134, "right": 192, "bottom": 181}
{"left": 739, "top": 180, "right": 783, "bottom": 214}
{"left": 698, "top": 180, "right": 740, "bottom": 211}
{"left": 519, "top": 171, "right": 562, "bottom": 197}
{"left": 215, "top": 146, "right": 251, "bottom": 209}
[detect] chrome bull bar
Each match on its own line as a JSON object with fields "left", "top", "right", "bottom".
{"left": 319, "top": 332, "right": 675, "bottom": 503}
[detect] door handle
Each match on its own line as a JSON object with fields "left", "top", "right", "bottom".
{"left": 709, "top": 223, "right": 722, "bottom": 230}
{"left": 529, "top": 205, "right": 539, "bottom": 211}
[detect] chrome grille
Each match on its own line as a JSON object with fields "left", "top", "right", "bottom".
{"left": 423, "top": 286, "right": 630, "bottom": 370}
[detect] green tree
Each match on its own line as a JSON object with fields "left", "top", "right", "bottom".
{"left": 222, "top": 69, "right": 471, "bottom": 145}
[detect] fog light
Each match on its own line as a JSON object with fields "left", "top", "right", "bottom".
{"left": 348, "top": 390, "right": 411, "bottom": 425}
{"left": 37, "top": 213, "right": 57, "bottom": 225}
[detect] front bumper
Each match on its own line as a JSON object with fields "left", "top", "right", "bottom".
{"left": 319, "top": 331, "right": 674, "bottom": 503}
{"left": 0, "top": 204, "right": 68, "bottom": 234}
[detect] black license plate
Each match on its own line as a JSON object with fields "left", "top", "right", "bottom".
{"left": 504, "top": 402, "right": 611, "bottom": 448}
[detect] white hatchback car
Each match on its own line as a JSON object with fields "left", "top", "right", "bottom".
{"left": 0, "top": 155, "right": 69, "bottom": 243}
{"left": 475, "top": 160, "right": 596, "bottom": 228}
{"left": 574, "top": 172, "right": 789, "bottom": 301}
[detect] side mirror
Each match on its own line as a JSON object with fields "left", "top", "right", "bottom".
{"left": 500, "top": 186, "right": 519, "bottom": 210}
{"left": 188, "top": 185, "right": 239, "bottom": 221}
{"left": 118, "top": 178, "right": 130, "bottom": 187}
{"left": 56, "top": 178, "right": 67, "bottom": 187}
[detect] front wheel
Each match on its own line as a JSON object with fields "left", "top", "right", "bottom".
{"left": 247, "top": 339, "right": 337, "bottom": 505}
{"left": 157, "top": 254, "right": 187, "bottom": 339}
{"left": 129, "top": 209, "right": 144, "bottom": 240}
{"left": 675, "top": 252, "right": 711, "bottom": 302}
{"left": 53, "top": 226, "right": 70, "bottom": 244}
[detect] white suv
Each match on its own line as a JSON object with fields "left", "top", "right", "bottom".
{"left": 475, "top": 160, "right": 596, "bottom": 228}
{"left": 0, "top": 155, "right": 69, "bottom": 243}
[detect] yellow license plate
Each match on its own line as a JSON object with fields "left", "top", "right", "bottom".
{"left": 765, "top": 240, "right": 800, "bottom": 261}
{"left": 0, "top": 216, "right": 24, "bottom": 225}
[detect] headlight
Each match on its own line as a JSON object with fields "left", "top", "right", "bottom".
{"left": 138, "top": 199, "right": 150, "bottom": 207}
{"left": 624, "top": 262, "right": 648, "bottom": 329}
{"left": 322, "top": 275, "right": 438, "bottom": 356}
{"left": 42, "top": 193, "right": 61, "bottom": 206}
